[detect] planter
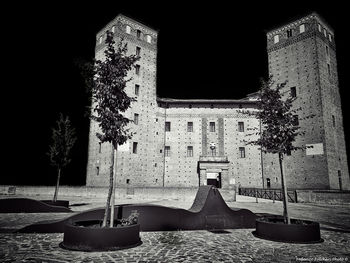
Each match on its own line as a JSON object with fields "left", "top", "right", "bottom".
{"left": 60, "top": 220, "right": 142, "bottom": 251}
{"left": 252, "top": 216, "right": 323, "bottom": 243}
{"left": 41, "top": 200, "right": 69, "bottom": 208}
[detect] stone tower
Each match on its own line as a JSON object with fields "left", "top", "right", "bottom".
{"left": 86, "top": 14, "right": 159, "bottom": 187}
{"left": 264, "top": 13, "right": 349, "bottom": 190}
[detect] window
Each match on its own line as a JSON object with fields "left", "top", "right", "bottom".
{"left": 209, "top": 122, "right": 215, "bottom": 132}
{"left": 111, "top": 26, "right": 115, "bottom": 33}
{"left": 329, "top": 34, "right": 332, "bottom": 42}
{"left": 338, "top": 170, "right": 342, "bottom": 190}
{"left": 135, "top": 65, "right": 140, "bottom": 75}
{"left": 286, "top": 147, "right": 291, "bottom": 156}
{"left": 323, "top": 29, "right": 327, "bottom": 37}
{"left": 299, "top": 24, "right": 305, "bottom": 33}
{"left": 292, "top": 115, "right": 299, "bottom": 126}
{"left": 332, "top": 115, "right": 335, "bottom": 127}
{"left": 96, "top": 166, "right": 100, "bottom": 175}
{"left": 274, "top": 35, "right": 279, "bottom": 44}
{"left": 287, "top": 29, "right": 293, "bottom": 38}
{"left": 327, "top": 63, "right": 331, "bottom": 75}
{"left": 137, "top": 30, "right": 141, "bottom": 39}
{"left": 136, "top": 46, "right": 141, "bottom": 56}
{"left": 146, "top": 35, "right": 152, "bottom": 43}
{"left": 239, "top": 147, "right": 246, "bottom": 158}
{"left": 134, "top": 113, "right": 139, "bottom": 125}
{"left": 99, "top": 36, "right": 103, "bottom": 44}
{"left": 290, "top": 86, "right": 296, "bottom": 98}
{"left": 126, "top": 179, "right": 130, "bottom": 184}
{"left": 98, "top": 142, "right": 102, "bottom": 153}
{"left": 165, "top": 121, "right": 171, "bottom": 132}
{"left": 164, "top": 146, "right": 170, "bottom": 157}
{"left": 187, "top": 122, "right": 193, "bottom": 132}
{"left": 126, "top": 25, "right": 131, "bottom": 34}
{"left": 210, "top": 147, "right": 216, "bottom": 156}
{"left": 238, "top": 122, "right": 244, "bottom": 132}
{"left": 326, "top": 45, "right": 329, "bottom": 56}
{"left": 187, "top": 146, "right": 193, "bottom": 157}
{"left": 133, "top": 142, "right": 138, "bottom": 154}
{"left": 135, "top": 84, "right": 140, "bottom": 96}
{"left": 318, "top": 24, "right": 322, "bottom": 32}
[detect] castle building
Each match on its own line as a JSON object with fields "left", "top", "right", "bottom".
{"left": 86, "top": 13, "right": 349, "bottom": 190}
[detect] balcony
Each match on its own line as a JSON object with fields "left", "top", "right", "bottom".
{"left": 199, "top": 156, "right": 229, "bottom": 163}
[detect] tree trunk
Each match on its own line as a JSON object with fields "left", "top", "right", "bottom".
{"left": 279, "top": 153, "right": 290, "bottom": 224}
{"left": 110, "top": 144, "right": 118, "bottom": 227}
{"left": 53, "top": 167, "right": 61, "bottom": 202}
{"left": 102, "top": 144, "right": 115, "bottom": 227}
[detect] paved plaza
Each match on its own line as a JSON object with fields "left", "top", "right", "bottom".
{"left": 0, "top": 193, "right": 349, "bottom": 262}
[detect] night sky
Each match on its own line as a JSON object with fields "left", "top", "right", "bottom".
{"left": 3, "top": 2, "right": 349, "bottom": 186}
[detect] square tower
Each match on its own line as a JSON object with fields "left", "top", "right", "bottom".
{"left": 86, "top": 14, "right": 159, "bottom": 187}
{"left": 265, "top": 13, "right": 349, "bottom": 190}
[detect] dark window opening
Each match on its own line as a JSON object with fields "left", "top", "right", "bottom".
{"left": 209, "top": 122, "right": 215, "bottom": 132}
{"left": 187, "top": 146, "right": 193, "bottom": 157}
{"left": 292, "top": 115, "right": 299, "bottom": 126}
{"left": 187, "top": 122, "right": 193, "bottom": 132}
{"left": 137, "top": 30, "right": 141, "bottom": 39}
{"left": 135, "top": 84, "right": 140, "bottom": 96}
{"left": 238, "top": 122, "right": 244, "bottom": 132}
{"left": 332, "top": 115, "right": 335, "bottom": 127}
{"left": 136, "top": 46, "right": 141, "bottom": 56}
{"left": 135, "top": 64, "right": 140, "bottom": 75}
{"left": 165, "top": 121, "right": 171, "bottom": 132}
{"left": 133, "top": 142, "right": 138, "bottom": 154}
{"left": 290, "top": 86, "right": 296, "bottom": 98}
{"left": 165, "top": 146, "right": 170, "bottom": 157}
{"left": 287, "top": 29, "right": 293, "bottom": 38}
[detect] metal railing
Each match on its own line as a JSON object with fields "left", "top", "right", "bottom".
{"left": 238, "top": 187, "right": 298, "bottom": 203}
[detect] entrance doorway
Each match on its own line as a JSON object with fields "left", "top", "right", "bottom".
{"left": 206, "top": 172, "right": 222, "bottom": 188}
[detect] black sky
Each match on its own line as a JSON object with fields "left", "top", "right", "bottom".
{"left": 3, "top": 2, "right": 349, "bottom": 186}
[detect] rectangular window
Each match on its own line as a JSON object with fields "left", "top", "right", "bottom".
{"left": 286, "top": 148, "right": 291, "bottom": 156}
{"left": 96, "top": 166, "right": 100, "bottom": 176}
{"left": 274, "top": 35, "right": 279, "bottom": 44}
{"left": 327, "top": 63, "right": 331, "bottom": 75}
{"left": 111, "top": 26, "right": 115, "bottom": 33}
{"left": 209, "top": 122, "right": 215, "bottom": 132}
{"left": 137, "top": 30, "right": 141, "bottom": 39}
{"left": 126, "top": 25, "right": 131, "bottom": 34}
{"left": 133, "top": 142, "right": 138, "bottom": 154}
{"left": 299, "top": 24, "right": 305, "bottom": 33}
{"left": 290, "top": 86, "right": 296, "bottom": 98}
{"left": 98, "top": 142, "right": 102, "bottom": 153}
{"left": 99, "top": 36, "right": 103, "bottom": 44}
{"left": 326, "top": 45, "right": 329, "bottom": 56}
{"left": 287, "top": 29, "right": 293, "bottom": 38}
{"left": 134, "top": 113, "right": 139, "bottom": 125}
{"left": 332, "top": 115, "right": 335, "bottom": 127}
{"left": 329, "top": 34, "right": 332, "bottom": 42}
{"left": 187, "top": 122, "right": 193, "bottom": 132}
{"left": 165, "top": 121, "right": 171, "bottom": 132}
{"left": 239, "top": 147, "right": 246, "bottom": 158}
{"left": 238, "top": 122, "right": 244, "bottom": 132}
{"left": 164, "top": 146, "right": 170, "bottom": 157}
{"left": 135, "top": 65, "right": 140, "bottom": 75}
{"left": 292, "top": 115, "right": 299, "bottom": 126}
{"left": 323, "top": 29, "right": 327, "bottom": 37}
{"left": 136, "top": 46, "right": 141, "bottom": 56}
{"left": 135, "top": 84, "right": 139, "bottom": 96}
{"left": 187, "top": 146, "right": 193, "bottom": 157}
{"left": 318, "top": 24, "right": 322, "bottom": 32}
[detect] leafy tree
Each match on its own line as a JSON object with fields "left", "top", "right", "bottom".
{"left": 246, "top": 77, "right": 306, "bottom": 224}
{"left": 47, "top": 113, "right": 76, "bottom": 202}
{"left": 86, "top": 31, "right": 139, "bottom": 227}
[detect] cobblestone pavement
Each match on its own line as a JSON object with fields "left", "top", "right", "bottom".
{"left": 1, "top": 194, "right": 349, "bottom": 262}
{"left": 0, "top": 229, "right": 349, "bottom": 262}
